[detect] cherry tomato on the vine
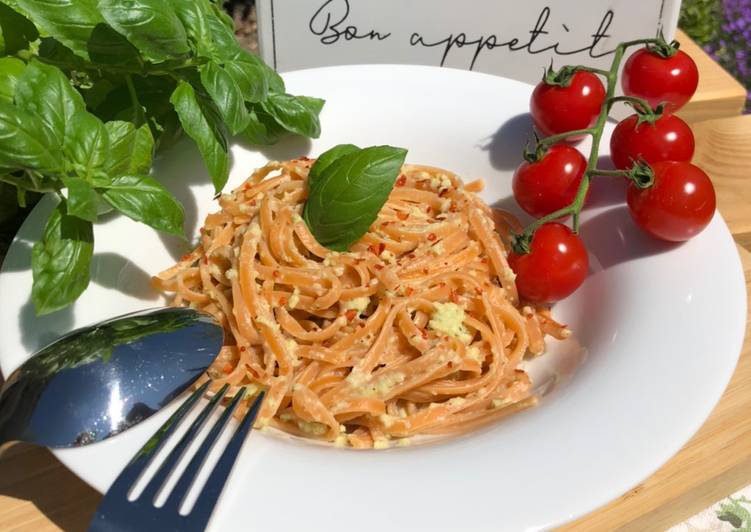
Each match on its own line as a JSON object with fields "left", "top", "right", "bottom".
{"left": 508, "top": 223, "right": 589, "bottom": 303}
{"left": 530, "top": 71, "right": 606, "bottom": 138}
{"left": 512, "top": 144, "right": 588, "bottom": 218}
{"left": 622, "top": 47, "right": 699, "bottom": 112}
{"left": 610, "top": 113, "right": 695, "bottom": 170}
{"left": 627, "top": 161, "right": 715, "bottom": 242}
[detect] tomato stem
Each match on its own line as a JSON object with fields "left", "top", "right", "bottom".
{"left": 607, "top": 95, "right": 654, "bottom": 114}
{"left": 537, "top": 128, "right": 595, "bottom": 146}
{"left": 572, "top": 66, "right": 611, "bottom": 77}
{"left": 515, "top": 37, "right": 664, "bottom": 247}
{"left": 587, "top": 169, "right": 629, "bottom": 178}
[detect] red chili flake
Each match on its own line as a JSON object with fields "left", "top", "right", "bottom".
{"left": 203, "top": 257, "right": 209, "bottom": 264}
{"left": 298, "top": 155, "right": 311, "bottom": 161}
{"left": 427, "top": 233, "right": 437, "bottom": 241}
{"left": 439, "top": 188, "right": 450, "bottom": 198}
{"left": 450, "top": 290, "right": 460, "bottom": 303}
{"left": 279, "top": 297, "right": 288, "bottom": 306}
{"left": 425, "top": 206, "right": 433, "bottom": 214}
{"left": 222, "top": 363, "right": 233, "bottom": 374}
{"left": 422, "top": 268, "right": 429, "bottom": 275}
{"left": 354, "top": 258, "right": 364, "bottom": 265}
{"left": 405, "top": 287, "right": 415, "bottom": 296}
{"left": 480, "top": 258, "right": 489, "bottom": 264}
{"left": 322, "top": 340, "right": 331, "bottom": 348}
{"left": 359, "top": 323, "right": 366, "bottom": 329}
{"left": 243, "top": 183, "right": 251, "bottom": 190}
{"left": 368, "top": 243, "right": 379, "bottom": 255}
{"left": 239, "top": 346, "right": 247, "bottom": 352}
{"left": 447, "top": 361, "right": 454, "bottom": 368}
{"left": 374, "top": 264, "right": 384, "bottom": 271}
{"left": 345, "top": 309, "right": 357, "bottom": 321}
{"left": 272, "top": 270, "right": 280, "bottom": 278}
{"left": 420, "top": 329, "right": 428, "bottom": 339}
{"left": 396, "top": 211, "right": 409, "bottom": 221}
{"left": 438, "top": 282, "right": 446, "bottom": 288}
{"left": 449, "top": 202, "right": 458, "bottom": 213}
{"left": 250, "top": 199, "right": 257, "bottom": 206}
{"left": 475, "top": 288, "right": 482, "bottom": 296}
{"left": 180, "top": 253, "right": 192, "bottom": 261}
{"left": 382, "top": 221, "right": 391, "bottom": 227}
{"left": 378, "top": 243, "right": 385, "bottom": 255}
{"left": 395, "top": 175, "right": 407, "bottom": 187}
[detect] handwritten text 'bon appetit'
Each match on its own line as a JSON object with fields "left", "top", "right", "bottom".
{"left": 308, "top": 0, "right": 616, "bottom": 69}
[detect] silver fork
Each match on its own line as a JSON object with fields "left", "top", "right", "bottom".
{"left": 89, "top": 382, "right": 264, "bottom": 532}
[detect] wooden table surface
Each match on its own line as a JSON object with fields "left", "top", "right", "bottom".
{"left": 0, "top": 33, "right": 749, "bottom": 532}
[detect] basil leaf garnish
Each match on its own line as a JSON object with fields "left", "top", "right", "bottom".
{"left": 303, "top": 145, "right": 407, "bottom": 252}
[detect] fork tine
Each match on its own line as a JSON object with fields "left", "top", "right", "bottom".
{"left": 187, "top": 392, "right": 265, "bottom": 529}
{"left": 103, "top": 382, "right": 210, "bottom": 500}
{"left": 162, "top": 387, "right": 247, "bottom": 512}
{"left": 137, "top": 384, "right": 230, "bottom": 504}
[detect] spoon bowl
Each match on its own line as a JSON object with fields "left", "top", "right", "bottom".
{"left": 0, "top": 308, "right": 223, "bottom": 449}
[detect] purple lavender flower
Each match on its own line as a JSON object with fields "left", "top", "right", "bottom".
{"left": 704, "top": 0, "right": 751, "bottom": 109}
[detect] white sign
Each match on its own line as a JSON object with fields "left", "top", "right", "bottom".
{"left": 257, "top": 0, "right": 681, "bottom": 85}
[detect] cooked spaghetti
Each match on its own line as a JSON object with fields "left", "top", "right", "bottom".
{"left": 153, "top": 159, "right": 569, "bottom": 448}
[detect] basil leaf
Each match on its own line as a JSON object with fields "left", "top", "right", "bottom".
{"left": 0, "top": 3, "right": 38, "bottom": 55}
{"left": 6, "top": 0, "right": 103, "bottom": 60}
{"left": 172, "top": 0, "right": 216, "bottom": 57}
{"left": 0, "top": 57, "right": 26, "bottom": 104}
{"left": 0, "top": 101, "right": 63, "bottom": 172}
{"left": 170, "top": 80, "right": 228, "bottom": 192}
{"left": 303, "top": 145, "right": 408, "bottom": 252}
{"left": 62, "top": 176, "right": 98, "bottom": 222}
{"left": 199, "top": 62, "right": 250, "bottom": 135}
{"left": 103, "top": 121, "right": 154, "bottom": 177}
{"left": 100, "top": 174, "right": 184, "bottom": 236}
{"left": 87, "top": 23, "right": 140, "bottom": 65}
{"left": 224, "top": 61, "right": 268, "bottom": 104}
{"left": 307, "top": 144, "right": 360, "bottom": 192}
{"left": 98, "top": 0, "right": 190, "bottom": 63}
{"left": 210, "top": 2, "right": 235, "bottom": 31}
{"left": 32, "top": 201, "right": 94, "bottom": 315}
{"left": 233, "top": 51, "right": 284, "bottom": 94}
{"left": 261, "top": 94, "right": 324, "bottom": 139}
{"left": 14, "top": 59, "right": 86, "bottom": 147}
{"left": 240, "top": 105, "right": 288, "bottom": 146}
{"left": 64, "top": 112, "right": 109, "bottom": 178}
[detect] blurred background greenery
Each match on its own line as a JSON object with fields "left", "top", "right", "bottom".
{"left": 680, "top": 0, "right": 723, "bottom": 45}
{"left": 1, "top": 0, "right": 749, "bottom": 260}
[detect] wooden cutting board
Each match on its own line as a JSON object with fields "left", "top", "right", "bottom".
{"left": 0, "top": 32, "right": 749, "bottom": 532}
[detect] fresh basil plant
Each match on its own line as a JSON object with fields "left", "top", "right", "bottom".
{"left": 0, "top": 0, "right": 324, "bottom": 315}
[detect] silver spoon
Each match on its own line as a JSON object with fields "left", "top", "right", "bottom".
{"left": 0, "top": 307, "right": 223, "bottom": 452}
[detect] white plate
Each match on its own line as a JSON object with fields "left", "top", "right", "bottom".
{"left": 0, "top": 65, "right": 746, "bottom": 531}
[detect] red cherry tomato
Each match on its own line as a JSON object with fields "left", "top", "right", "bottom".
{"left": 512, "top": 144, "right": 588, "bottom": 218}
{"left": 610, "top": 113, "right": 695, "bottom": 170}
{"left": 508, "top": 223, "right": 589, "bottom": 303}
{"left": 622, "top": 48, "right": 699, "bottom": 112}
{"left": 627, "top": 161, "right": 715, "bottom": 242}
{"left": 530, "top": 71, "right": 606, "bottom": 138}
